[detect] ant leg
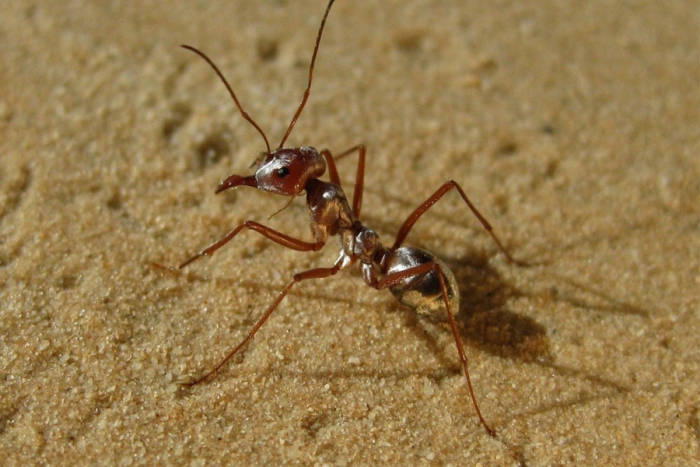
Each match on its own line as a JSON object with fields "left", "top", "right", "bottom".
{"left": 321, "top": 149, "right": 343, "bottom": 188}
{"left": 321, "top": 145, "right": 366, "bottom": 218}
{"left": 391, "top": 180, "right": 517, "bottom": 263}
{"left": 177, "top": 221, "right": 324, "bottom": 269}
{"left": 375, "top": 262, "right": 496, "bottom": 437}
{"left": 184, "top": 262, "right": 343, "bottom": 386}
{"left": 320, "top": 149, "right": 341, "bottom": 186}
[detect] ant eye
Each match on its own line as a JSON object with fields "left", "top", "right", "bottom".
{"left": 276, "top": 167, "right": 290, "bottom": 177}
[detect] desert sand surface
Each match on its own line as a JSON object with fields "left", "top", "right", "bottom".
{"left": 1, "top": 1, "right": 698, "bottom": 465}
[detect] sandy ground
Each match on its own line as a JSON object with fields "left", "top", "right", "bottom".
{"left": 1, "top": 0, "right": 698, "bottom": 465}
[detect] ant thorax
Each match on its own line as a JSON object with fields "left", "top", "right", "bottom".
{"left": 304, "top": 178, "right": 355, "bottom": 244}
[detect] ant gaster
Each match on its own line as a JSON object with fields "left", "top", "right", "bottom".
{"left": 166, "top": 0, "right": 519, "bottom": 437}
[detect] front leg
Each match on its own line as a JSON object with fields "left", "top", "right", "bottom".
{"left": 177, "top": 220, "right": 324, "bottom": 269}
{"left": 321, "top": 144, "right": 366, "bottom": 218}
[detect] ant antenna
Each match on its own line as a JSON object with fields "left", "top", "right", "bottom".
{"left": 181, "top": 44, "right": 272, "bottom": 155}
{"left": 277, "top": 0, "right": 336, "bottom": 149}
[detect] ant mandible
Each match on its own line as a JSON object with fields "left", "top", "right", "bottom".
{"left": 165, "top": 0, "right": 519, "bottom": 437}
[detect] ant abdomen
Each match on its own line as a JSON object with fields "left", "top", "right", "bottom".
{"left": 385, "top": 247, "right": 460, "bottom": 322}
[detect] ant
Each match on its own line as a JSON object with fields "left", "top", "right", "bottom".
{"left": 162, "top": 0, "right": 521, "bottom": 437}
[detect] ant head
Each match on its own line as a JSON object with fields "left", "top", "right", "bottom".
{"left": 184, "top": 0, "right": 336, "bottom": 197}
{"left": 216, "top": 146, "right": 325, "bottom": 196}
{"left": 182, "top": 0, "right": 336, "bottom": 168}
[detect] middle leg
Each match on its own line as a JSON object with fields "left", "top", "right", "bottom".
{"left": 183, "top": 262, "right": 344, "bottom": 386}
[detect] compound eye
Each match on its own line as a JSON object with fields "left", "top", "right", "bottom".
{"left": 276, "top": 166, "right": 290, "bottom": 178}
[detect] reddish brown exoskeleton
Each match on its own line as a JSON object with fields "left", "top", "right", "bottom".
{"left": 165, "top": 0, "right": 519, "bottom": 436}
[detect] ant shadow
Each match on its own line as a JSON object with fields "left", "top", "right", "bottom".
{"left": 448, "top": 252, "right": 551, "bottom": 363}
{"left": 379, "top": 250, "right": 551, "bottom": 385}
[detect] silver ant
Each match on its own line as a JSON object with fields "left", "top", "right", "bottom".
{"left": 162, "top": 0, "right": 521, "bottom": 437}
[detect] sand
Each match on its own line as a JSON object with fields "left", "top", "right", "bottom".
{"left": 1, "top": 0, "right": 698, "bottom": 465}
